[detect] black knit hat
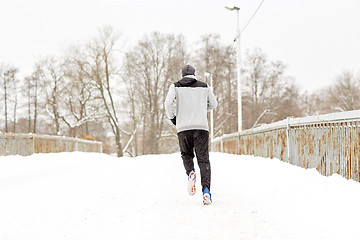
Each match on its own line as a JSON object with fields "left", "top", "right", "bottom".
{"left": 182, "top": 64, "right": 196, "bottom": 76}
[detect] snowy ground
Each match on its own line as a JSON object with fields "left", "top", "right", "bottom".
{"left": 1, "top": 152, "right": 360, "bottom": 240}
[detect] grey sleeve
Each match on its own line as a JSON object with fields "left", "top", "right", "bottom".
{"left": 164, "top": 84, "right": 176, "bottom": 119}
{"left": 207, "top": 86, "right": 218, "bottom": 111}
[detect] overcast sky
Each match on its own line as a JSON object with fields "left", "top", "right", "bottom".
{"left": 1, "top": 0, "right": 360, "bottom": 92}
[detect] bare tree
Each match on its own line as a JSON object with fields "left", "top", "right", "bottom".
{"left": 36, "top": 57, "right": 65, "bottom": 135}
{"left": 11, "top": 70, "right": 19, "bottom": 133}
{"left": 122, "top": 65, "right": 141, "bottom": 156}
{"left": 194, "top": 34, "right": 238, "bottom": 135}
{"left": 23, "top": 76, "right": 32, "bottom": 132}
{"left": 124, "top": 32, "right": 187, "bottom": 154}
{"left": 242, "top": 48, "right": 268, "bottom": 129}
{"left": 0, "top": 65, "right": 9, "bottom": 132}
{"left": 328, "top": 70, "right": 360, "bottom": 112}
{"left": 242, "top": 48, "right": 301, "bottom": 129}
{"left": 0, "top": 65, "right": 19, "bottom": 133}
{"left": 78, "top": 26, "right": 125, "bottom": 156}
{"left": 60, "top": 47, "right": 104, "bottom": 137}
{"left": 23, "top": 69, "right": 42, "bottom": 133}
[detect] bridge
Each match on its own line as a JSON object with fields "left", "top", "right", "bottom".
{"left": 212, "top": 110, "right": 360, "bottom": 182}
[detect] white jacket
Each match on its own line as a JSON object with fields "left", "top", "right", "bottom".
{"left": 164, "top": 75, "right": 218, "bottom": 133}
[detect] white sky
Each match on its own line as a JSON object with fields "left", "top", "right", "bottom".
{"left": 1, "top": 0, "right": 360, "bottom": 92}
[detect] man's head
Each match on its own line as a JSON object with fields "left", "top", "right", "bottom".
{"left": 182, "top": 64, "right": 196, "bottom": 77}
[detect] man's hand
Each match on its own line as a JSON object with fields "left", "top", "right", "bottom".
{"left": 170, "top": 117, "right": 176, "bottom": 125}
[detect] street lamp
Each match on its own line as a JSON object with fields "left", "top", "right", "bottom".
{"left": 225, "top": 6, "right": 240, "bottom": 11}
{"left": 205, "top": 72, "right": 214, "bottom": 150}
{"left": 225, "top": 5, "right": 242, "bottom": 132}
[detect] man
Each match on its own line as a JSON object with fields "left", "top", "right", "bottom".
{"left": 165, "top": 64, "right": 218, "bottom": 205}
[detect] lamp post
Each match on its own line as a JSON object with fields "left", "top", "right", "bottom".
{"left": 205, "top": 72, "right": 214, "bottom": 150}
{"left": 225, "top": 5, "right": 242, "bottom": 132}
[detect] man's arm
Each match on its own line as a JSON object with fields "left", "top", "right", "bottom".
{"left": 207, "top": 86, "right": 218, "bottom": 111}
{"left": 164, "top": 84, "right": 177, "bottom": 124}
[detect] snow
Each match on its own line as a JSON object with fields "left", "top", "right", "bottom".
{"left": 1, "top": 152, "right": 360, "bottom": 239}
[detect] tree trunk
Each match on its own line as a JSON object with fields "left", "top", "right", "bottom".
{"left": 115, "top": 125, "right": 123, "bottom": 157}
{"left": 3, "top": 73, "right": 8, "bottom": 133}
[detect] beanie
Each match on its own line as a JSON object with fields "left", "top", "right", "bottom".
{"left": 182, "top": 65, "right": 196, "bottom": 77}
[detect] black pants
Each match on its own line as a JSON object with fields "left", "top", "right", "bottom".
{"left": 177, "top": 130, "right": 211, "bottom": 192}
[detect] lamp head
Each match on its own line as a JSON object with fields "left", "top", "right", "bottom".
{"left": 225, "top": 6, "right": 240, "bottom": 11}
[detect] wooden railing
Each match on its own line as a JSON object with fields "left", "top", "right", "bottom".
{"left": 0, "top": 133, "right": 102, "bottom": 156}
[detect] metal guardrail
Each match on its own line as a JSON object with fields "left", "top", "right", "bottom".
{"left": 0, "top": 133, "right": 103, "bottom": 156}
{"left": 212, "top": 110, "right": 360, "bottom": 182}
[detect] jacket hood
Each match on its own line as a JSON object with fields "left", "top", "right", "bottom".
{"left": 177, "top": 75, "right": 197, "bottom": 87}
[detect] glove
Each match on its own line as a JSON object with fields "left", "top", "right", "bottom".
{"left": 170, "top": 117, "right": 176, "bottom": 125}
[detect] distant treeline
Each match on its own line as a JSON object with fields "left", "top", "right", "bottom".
{"left": 1, "top": 26, "right": 359, "bottom": 156}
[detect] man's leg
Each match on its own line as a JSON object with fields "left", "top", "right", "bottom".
{"left": 177, "top": 130, "right": 195, "bottom": 175}
{"left": 193, "top": 130, "right": 211, "bottom": 192}
{"left": 178, "top": 130, "right": 197, "bottom": 195}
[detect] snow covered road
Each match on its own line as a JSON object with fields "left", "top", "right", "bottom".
{"left": 1, "top": 152, "right": 360, "bottom": 240}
